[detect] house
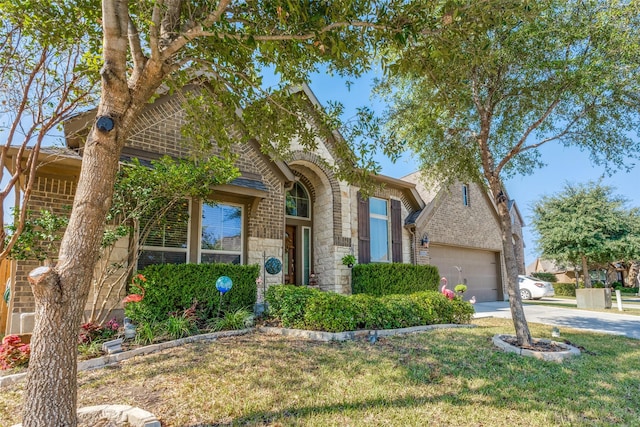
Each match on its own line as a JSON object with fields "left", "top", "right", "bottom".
{"left": 1, "top": 84, "right": 524, "bottom": 335}
{"left": 403, "top": 173, "right": 525, "bottom": 302}
{"left": 527, "top": 258, "right": 578, "bottom": 284}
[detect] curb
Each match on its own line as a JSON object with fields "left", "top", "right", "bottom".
{"left": 259, "top": 323, "right": 475, "bottom": 342}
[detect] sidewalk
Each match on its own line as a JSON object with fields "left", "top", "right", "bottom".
{"left": 473, "top": 299, "right": 640, "bottom": 340}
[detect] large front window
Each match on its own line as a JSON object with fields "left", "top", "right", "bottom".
{"left": 200, "top": 203, "right": 243, "bottom": 264}
{"left": 138, "top": 199, "right": 190, "bottom": 270}
{"left": 369, "top": 197, "right": 390, "bottom": 262}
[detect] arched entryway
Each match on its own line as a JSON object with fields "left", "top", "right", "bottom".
{"left": 285, "top": 181, "right": 312, "bottom": 285}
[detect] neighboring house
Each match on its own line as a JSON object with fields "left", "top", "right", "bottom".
{"left": 1, "top": 84, "right": 523, "bottom": 335}
{"left": 526, "top": 258, "right": 578, "bottom": 283}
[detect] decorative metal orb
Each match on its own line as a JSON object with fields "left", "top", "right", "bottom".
{"left": 265, "top": 257, "right": 282, "bottom": 275}
{"left": 215, "top": 276, "right": 233, "bottom": 294}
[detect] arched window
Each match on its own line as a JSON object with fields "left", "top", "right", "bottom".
{"left": 286, "top": 182, "right": 310, "bottom": 218}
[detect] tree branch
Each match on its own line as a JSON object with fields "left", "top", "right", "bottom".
{"left": 161, "top": 0, "right": 232, "bottom": 59}
{"left": 496, "top": 90, "right": 566, "bottom": 172}
{"left": 128, "top": 16, "right": 147, "bottom": 84}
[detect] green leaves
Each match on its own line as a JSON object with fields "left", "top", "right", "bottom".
{"left": 376, "top": 0, "right": 640, "bottom": 185}
{"left": 531, "top": 181, "right": 640, "bottom": 269}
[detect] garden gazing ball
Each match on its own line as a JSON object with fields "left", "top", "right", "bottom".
{"left": 216, "top": 276, "right": 233, "bottom": 294}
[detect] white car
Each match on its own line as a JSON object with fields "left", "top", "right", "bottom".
{"left": 518, "top": 275, "right": 555, "bottom": 300}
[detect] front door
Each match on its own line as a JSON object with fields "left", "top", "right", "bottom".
{"left": 285, "top": 225, "right": 296, "bottom": 284}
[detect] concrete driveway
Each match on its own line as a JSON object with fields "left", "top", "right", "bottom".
{"left": 473, "top": 298, "right": 640, "bottom": 340}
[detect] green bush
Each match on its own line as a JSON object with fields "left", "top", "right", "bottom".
{"left": 265, "top": 285, "right": 318, "bottom": 328}
{"left": 553, "top": 282, "right": 576, "bottom": 297}
{"left": 125, "top": 263, "right": 259, "bottom": 325}
{"left": 265, "top": 285, "right": 474, "bottom": 332}
{"left": 303, "top": 292, "right": 359, "bottom": 332}
{"left": 531, "top": 272, "right": 557, "bottom": 283}
{"left": 351, "top": 263, "right": 440, "bottom": 296}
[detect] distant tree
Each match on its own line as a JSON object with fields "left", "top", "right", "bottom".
{"left": 532, "top": 182, "right": 640, "bottom": 288}
{"left": 374, "top": 0, "right": 640, "bottom": 346}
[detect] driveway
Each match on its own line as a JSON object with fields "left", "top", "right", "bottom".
{"left": 474, "top": 298, "right": 640, "bottom": 340}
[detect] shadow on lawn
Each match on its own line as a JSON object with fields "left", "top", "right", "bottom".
{"left": 177, "top": 323, "right": 639, "bottom": 427}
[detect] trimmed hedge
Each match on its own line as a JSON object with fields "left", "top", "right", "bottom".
{"left": 351, "top": 263, "right": 440, "bottom": 297}
{"left": 125, "top": 263, "right": 259, "bottom": 324}
{"left": 265, "top": 285, "right": 474, "bottom": 333}
{"left": 553, "top": 282, "right": 576, "bottom": 297}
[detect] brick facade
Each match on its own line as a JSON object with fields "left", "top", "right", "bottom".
{"left": 3, "top": 85, "right": 523, "bottom": 333}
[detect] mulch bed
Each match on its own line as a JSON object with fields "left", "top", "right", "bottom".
{"left": 500, "top": 335, "right": 569, "bottom": 352}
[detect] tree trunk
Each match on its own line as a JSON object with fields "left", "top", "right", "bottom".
{"left": 582, "top": 255, "right": 592, "bottom": 288}
{"left": 491, "top": 183, "right": 532, "bottom": 347}
{"left": 22, "top": 119, "right": 127, "bottom": 425}
{"left": 20, "top": 3, "right": 166, "bottom": 424}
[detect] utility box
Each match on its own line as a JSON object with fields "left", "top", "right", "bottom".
{"left": 576, "top": 288, "right": 612, "bottom": 309}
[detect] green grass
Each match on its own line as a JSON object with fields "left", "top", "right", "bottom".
{"left": 1, "top": 318, "right": 639, "bottom": 426}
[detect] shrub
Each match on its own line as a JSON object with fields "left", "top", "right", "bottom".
{"left": 135, "top": 322, "right": 160, "bottom": 345}
{"left": 265, "top": 285, "right": 474, "bottom": 332}
{"left": 0, "top": 335, "right": 30, "bottom": 370}
{"left": 378, "top": 294, "right": 424, "bottom": 328}
{"left": 265, "top": 285, "right": 318, "bottom": 328}
{"left": 531, "top": 272, "right": 557, "bottom": 283}
{"left": 78, "top": 318, "right": 120, "bottom": 344}
{"left": 209, "top": 308, "right": 254, "bottom": 331}
{"left": 125, "top": 263, "right": 259, "bottom": 325}
{"left": 351, "top": 263, "right": 440, "bottom": 296}
{"left": 77, "top": 341, "right": 103, "bottom": 360}
{"left": 303, "top": 292, "right": 359, "bottom": 332}
{"left": 162, "top": 313, "right": 198, "bottom": 340}
{"left": 553, "top": 282, "right": 576, "bottom": 297}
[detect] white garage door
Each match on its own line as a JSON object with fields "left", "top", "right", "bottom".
{"left": 429, "top": 245, "right": 501, "bottom": 302}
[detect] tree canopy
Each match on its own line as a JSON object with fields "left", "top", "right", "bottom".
{"left": 372, "top": 0, "right": 640, "bottom": 345}
{"left": 531, "top": 182, "right": 640, "bottom": 287}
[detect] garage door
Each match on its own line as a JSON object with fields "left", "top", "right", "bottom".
{"left": 429, "top": 245, "right": 501, "bottom": 302}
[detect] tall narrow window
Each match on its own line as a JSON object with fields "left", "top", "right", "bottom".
{"left": 286, "top": 182, "right": 310, "bottom": 218}
{"left": 302, "top": 226, "right": 311, "bottom": 285}
{"left": 462, "top": 184, "right": 470, "bottom": 206}
{"left": 200, "top": 203, "right": 243, "bottom": 264}
{"left": 369, "top": 197, "right": 390, "bottom": 262}
{"left": 138, "top": 199, "right": 190, "bottom": 270}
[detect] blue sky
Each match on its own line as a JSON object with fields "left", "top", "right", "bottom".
{"left": 307, "top": 70, "right": 640, "bottom": 267}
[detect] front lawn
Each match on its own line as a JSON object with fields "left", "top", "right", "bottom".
{"left": 1, "top": 318, "right": 639, "bottom": 426}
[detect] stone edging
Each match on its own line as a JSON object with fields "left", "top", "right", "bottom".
{"left": 11, "top": 404, "right": 160, "bottom": 427}
{"left": 259, "top": 323, "right": 475, "bottom": 342}
{"left": 492, "top": 334, "right": 581, "bottom": 362}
